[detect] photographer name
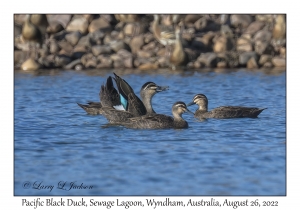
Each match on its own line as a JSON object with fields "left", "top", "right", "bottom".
{"left": 23, "top": 181, "right": 93, "bottom": 192}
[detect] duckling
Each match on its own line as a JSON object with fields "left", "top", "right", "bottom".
{"left": 119, "top": 101, "right": 192, "bottom": 129}
{"left": 77, "top": 76, "right": 122, "bottom": 115}
{"left": 170, "top": 25, "right": 189, "bottom": 70}
{"left": 187, "top": 94, "right": 267, "bottom": 119}
{"left": 101, "top": 80, "right": 169, "bottom": 124}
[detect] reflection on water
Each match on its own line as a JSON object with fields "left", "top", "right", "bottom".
{"left": 14, "top": 68, "right": 286, "bottom": 195}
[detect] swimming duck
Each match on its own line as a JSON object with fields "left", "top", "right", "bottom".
{"left": 118, "top": 101, "right": 192, "bottom": 129}
{"left": 187, "top": 94, "right": 267, "bottom": 119}
{"left": 77, "top": 76, "right": 122, "bottom": 115}
{"left": 101, "top": 80, "right": 169, "bottom": 123}
{"left": 170, "top": 25, "right": 189, "bottom": 70}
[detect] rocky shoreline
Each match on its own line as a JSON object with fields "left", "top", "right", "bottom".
{"left": 14, "top": 14, "right": 286, "bottom": 71}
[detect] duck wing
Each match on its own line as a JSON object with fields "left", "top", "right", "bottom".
{"left": 99, "top": 76, "right": 121, "bottom": 107}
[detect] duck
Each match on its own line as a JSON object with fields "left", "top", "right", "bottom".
{"left": 77, "top": 76, "right": 122, "bottom": 115}
{"left": 170, "top": 25, "right": 189, "bottom": 70}
{"left": 187, "top": 94, "right": 267, "bottom": 119}
{"left": 152, "top": 14, "right": 176, "bottom": 58}
{"left": 118, "top": 101, "right": 192, "bottom": 129}
{"left": 101, "top": 78, "right": 169, "bottom": 124}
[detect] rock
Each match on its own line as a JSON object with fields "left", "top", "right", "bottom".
{"left": 254, "top": 30, "right": 272, "bottom": 42}
{"left": 239, "top": 51, "right": 258, "bottom": 65}
{"left": 230, "top": 15, "right": 253, "bottom": 29}
{"left": 89, "top": 30, "right": 105, "bottom": 45}
{"left": 72, "top": 45, "right": 87, "bottom": 59}
{"left": 64, "top": 59, "right": 82, "bottom": 70}
{"left": 156, "top": 48, "right": 166, "bottom": 57}
{"left": 194, "top": 17, "right": 207, "bottom": 31}
{"left": 236, "top": 38, "right": 253, "bottom": 52}
{"left": 138, "top": 63, "right": 159, "bottom": 70}
{"left": 85, "top": 58, "right": 98, "bottom": 69}
{"left": 14, "top": 50, "right": 27, "bottom": 66}
{"left": 77, "top": 35, "right": 92, "bottom": 48}
{"left": 88, "top": 17, "right": 112, "bottom": 33}
{"left": 272, "top": 56, "right": 286, "bottom": 67}
{"left": 137, "top": 50, "right": 153, "bottom": 58}
{"left": 47, "top": 21, "right": 64, "bottom": 35}
{"left": 110, "top": 40, "right": 129, "bottom": 52}
{"left": 81, "top": 53, "right": 94, "bottom": 66}
{"left": 193, "top": 61, "right": 202, "bottom": 69}
{"left": 66, "top": 17, "right": 89, "bottom": 34}
{"left": 92, "top": 45, "right": 112, "bottom": 56}
{"left": 187, "top": 62, "right": 194, "bottom": 69}
{"left": 58, "top": 41, "right": 73, "bottom": 54}
{"left": 134, "top": 57, "right": 156, "bottom": 67}
{"left": 217, "top": 61, "right": 227, "bottom": 68}
{"left": 55, "top": 55, "right": 72, "bottom": 67}
{"left": 113, "top": 59, "right": 124, "bottom": 69}
{"left": 144, "top": 32, "right": 155, "bottom": 44}
{"left": 65, "top": 31, "right": 82, "bottom": 46}
{"left": 244, "top": 21, "right": 265, "bottom": 36}
{"left": 142, "top": 41, "right": 156, "bottom": 51}
{"left": 103, "top": 34, "right": 114, "bottom": 45}
{"left": 83, "top": 14, "right": 95, "bottom": 23}
{"left": 58, "top": 49, "right": 72, "bottom": 57}
{"left": 279, "top": 47, "right": 286, "bottom": 58}
{"left": 247, "top": 57, "right": 258, "bottom": 69}
{"left": 273, "top": 15, "right": 286, "bottom": 40}
{"left": 130, "top": 35, "right": 144, "bottom": 54}
{"left": 197, "top": 52, "right": 218, "bottom": 67}
{"left": 259, "top": 54, "right": 272, "bottom": 66}
{"left": 220, "top": 25, "right": 233, "bottom": 37}
{"left": 213, "top": 35, "right": 234, "bottom": 53}
{"left": 184, "top": 15, "right": 202, "bottom": 24}
{"left": 49, "top": 41, "right": 61, "bottom": 54}
{"left": 255, "top": 40, "right": 273, "bottom": 55}
{"left": 255, "top": 15, "right": 273, "bottom": 23}
{"left": 157, "top": 56, "right": 168, "bottom": 68}
{"left": 21, "top": 58, "right": 41, "bottom": 70}
{"left": 117, "top": 49, "right": 133, "bottom": 69}
{"left": 123, "top": 23, "right": 135, "bottom": 36}
{"left": 47, "top": 14, "right": 72, "bottom": 28}
{"left": 262, "top": 61, "right": 273, "bottom": 68}
{"left": 97, "top": 55, "right": 113, "bottom": 68}
{"left": 96, "top": 62, "right": 113, "bottom": 69}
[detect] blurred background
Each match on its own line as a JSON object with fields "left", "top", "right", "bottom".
{"left": 14, "top": 14, "right": 286, "bottom": 71}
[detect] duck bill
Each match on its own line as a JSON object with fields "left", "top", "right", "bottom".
{"left": 156, "top": 85, "right": 169, "bottom": 92}
{"left": 187, "top": 101, "right": 195, "bottom": 107}
{"left": 185, "top": 108, "right": 194, "bottom": 115}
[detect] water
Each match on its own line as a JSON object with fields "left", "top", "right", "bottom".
{"left": 14, "top": 68, "right": 286, "bottom": 196}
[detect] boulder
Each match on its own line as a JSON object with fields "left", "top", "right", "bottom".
{"left": 129, "top": 35, "right": 144, "bottom": 54}
{"left": 272, "top": 56, "right": 286, "bottom": 67}
{"left": 65, "top": 31, "right": 82, "bottom": 46}
{"left": 230, "top": 15, "right": 253, "bottom": 29}
{"left": 213, "top": 35, "right": 234, "bottom": 53}
{"left": 21, "top": 58, "right": 41, "bottom": 70}
{"left": 92, "top": 45, "right": 112, "bottom": 56}
{"left": 239, "top": 51, "right": 258, "bottom": 66}
{"left": 66, "top": 17, "right": 89, "bottom": 34}
{"left": 88, "top": 17, "right": 112, "bottom": 33}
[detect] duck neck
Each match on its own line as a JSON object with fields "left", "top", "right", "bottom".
{"left": 172, "top": 111, "right": 184, "bottom": 122}
{"left": 140, "top": 92, "right": 155, "bottom": 114}
{"left": 198, "top": 103, "right": 208, "bottom": 112}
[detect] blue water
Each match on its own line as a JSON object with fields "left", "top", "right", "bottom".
{"left": 14, "top": 68, "right": 286, "bottom": 196}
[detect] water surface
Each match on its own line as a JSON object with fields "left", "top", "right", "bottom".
{"left": 14, "top": 68, "right": 286, "bottom": 195}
